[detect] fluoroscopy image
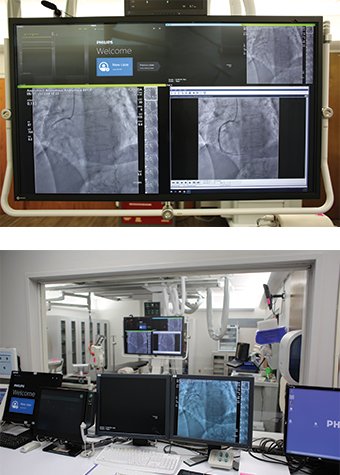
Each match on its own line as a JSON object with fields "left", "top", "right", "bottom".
{"left": 157, "top": 334, "right": 176, "bottom": 352}
{"left": 246, "top": 26, "right": 304, "bottom": 84}
{"left": 32, "top": 87, "right": 139, "bottom": 194}
{"left": 127, "top": 332, "right": 151, "bottom": 354}
{"left": 198, "top": 96, "right": 279, "bottom": 180}
{"left": 144, "top": 87, "right": 159, "bottom": 194}
{"left": 177, "top": 379, "right": 249, "bottom": 444}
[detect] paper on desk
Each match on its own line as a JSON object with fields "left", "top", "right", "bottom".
{"left": 84, "top": 465, "right": 114, "bottom": 475}
{"left": 84, "top": 464, "right": 142, "bottom": 475}
{"left": 239, "top": 451, "right": 290, "bottom": 475}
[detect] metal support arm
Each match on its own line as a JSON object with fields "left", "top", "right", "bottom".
{"left": 0, "top": 23, "right": 334, "bottom": 220}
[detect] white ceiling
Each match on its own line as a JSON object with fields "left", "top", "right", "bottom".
{"left": 45, "top": 270, "right": 273, "bottom": 310}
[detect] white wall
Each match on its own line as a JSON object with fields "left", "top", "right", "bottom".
{"left": 0, "top": 250, "right": 339, "bottom": 387}
{"left": 46, "top": 296, "right": 141, "bottom": 369}
{"left": 92, "top": 296, "right": 141, "bottom": 367}
{"left": 188, "top": 308, "right": 262, "bottom": 374}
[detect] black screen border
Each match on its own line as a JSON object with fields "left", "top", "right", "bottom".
{"left": 8, "top": 15, "right": 323, "bottom": 203}
{"left": 170, "top": 374, "right": 254, "bottom": 449}
{"left": 95, "top": 373, "right": 171, "bottom": 440}
{"left": 33, "top": 387, "right": 88, "bottom": 444}
{"left": 2, "top": 371, "right": 62, "bottom": 425}
{"left": 123, "top": 315, "right": 185, "bottom": 357}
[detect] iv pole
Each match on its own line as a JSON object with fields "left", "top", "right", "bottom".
{"left": 0, "top": 3, "right": 334, "bottom": 221}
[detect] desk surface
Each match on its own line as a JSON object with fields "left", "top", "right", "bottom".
{"left": 0, "top": 443, "right": 292, "bottom": 475}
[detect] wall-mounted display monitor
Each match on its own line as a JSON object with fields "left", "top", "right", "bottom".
{"left": 284, "top": 385, "right": 340, "bottom": 470}
{"left": 8, "top": 16, "right": 322, "bottom": 203}
{"left": 171, "top": 375, "right": 254, "bottom": 449}
{"left": 96, "top": 373, "right": 171, "bottom": 442}
{"left": 2, "top": 371, "right": 62, "bottom": 425}
{"left": 123, "top": 316, "right": 185, "bottom": 356}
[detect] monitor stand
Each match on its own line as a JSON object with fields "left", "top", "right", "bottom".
{"left": 42, "top": 441, "right": 82, "bottom": 457}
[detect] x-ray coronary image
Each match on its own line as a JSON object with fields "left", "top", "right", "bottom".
{"left": 177, "top": 379, "right": 249, "bottom": 444}
{"left": 127, "top": 332, "right": 151, "bottom": 354}
{"left": 156, "top": 334, "right": 177, "bottom": 352}
{"left": 246, "top": 27, "right": 304, "bottom": 84}
{"left": 32, "top": 87, "right": 139, "bottom": 194}
{"left": 198, "top": 97, "right": 279, "bottom": 180}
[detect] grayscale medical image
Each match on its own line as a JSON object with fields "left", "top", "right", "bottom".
{"left": 157, "top": 334, "right": 176, "bottom": 352}
{"left": 144, "top": 87, "right": 159, "bottom": 193}
{"left": 198, "top": 97, "right": 279, "bottom": 180}
{"left": 32, "top": 87, "right": 139, "bottom": 194}
{"left": 127, "top": 332, "right": 151, "bottom": 354}
{"left": 246, "top": 26, "right": 303, "bottom": 84}
{"left": 177, "top": 380, "right": 249, "bottom": 444}
{"left": 168, "top": 319, "right": 183, "bottom": 332}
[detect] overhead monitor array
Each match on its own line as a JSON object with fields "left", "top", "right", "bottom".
{"left": 8, "top": 16, "right": 322, "bottom": 203}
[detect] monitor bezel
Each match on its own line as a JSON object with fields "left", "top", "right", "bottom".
{"left": 170, "top": 374, "right": 254, "bottom": 449}
{"left": 8, "top": 15, "right": 323, "bottom": 203}
{"left": 95, "top": 373, "right": 171, "bottom": 440}
{"left": 34, "top": 387, "right": 89, "bottom": 445}
{"left": 123, "top": 315, "right": 185, "bottom": 357}
{"left": 284, "top": 384, "right": 340, "bottom": 464}
{"left": 2, "top": 371, "right": 63, "bottom": 425}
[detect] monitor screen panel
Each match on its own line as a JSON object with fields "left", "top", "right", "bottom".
{"left": 171, "top": 375, "right": 254, "bottom": 448}
{"left": 8, "top": 16, "right": 322, "bottom": 202}
{"left": 2, "top": 371, "right": 62, "bottom": 424}
{"left": 123, "top": 316, "right": 184, "bottom": 356}
{"left": 284, "top": 385, "right": 340, "bottom": 462}
{"left": 0, "top": 348, "right": 18, "bottom": 378}
{"left": 0, "top": 385, "right": 9, "bottom": 421}
{"left": 96, "top": 373, "right": 171, "bottom": 440}
{"left": 34, "top": 388, "right": 88, "bottom": 444}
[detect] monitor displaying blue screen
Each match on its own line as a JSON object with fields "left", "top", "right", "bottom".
{"left": 172, "top": 375, "right": 254, "bottom": 448}
{"left": 9, "top": 396, "right": 35, "bottom": 415}
{"left": 8, "top": 16, "right": 322, "bottom": 203}
{"left": 285, "top": 386, "right": 340, "bottom": 462}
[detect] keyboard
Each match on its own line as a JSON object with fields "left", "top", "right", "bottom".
{"left": 95, "top": 444, "right": 181, "bottom": 474}
{"left": 0, "top": 430, "right": 33, "bottom": 449}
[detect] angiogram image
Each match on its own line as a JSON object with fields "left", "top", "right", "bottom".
{"left": 157, "top": 333, "right": 176, "bottom": 352}
{"left": 246, "top": 26, "right": 303, "bottom": 84}
{"left": 126, "top": 332, "right": 151, "bottom": 354}
{"left": 177, "top": 380, "right": 244, "bottom": 443}
{"left": 198, "top": 96, "right": 279, "bottom": 180}
{"left": 32, "top": 87, "right": 139, "bottom": 194}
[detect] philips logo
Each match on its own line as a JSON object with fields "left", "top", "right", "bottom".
{"left": 326, "top": 420, "right": 340, "bottom": 429}
{"left": 96, "top": 40, "right": 114, "bottom": 45}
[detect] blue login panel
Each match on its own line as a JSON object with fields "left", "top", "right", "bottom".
{"left": 9, "top": 397, "right": 35, "bottom": 415}
{"left": 96, "top": 58, "right": 133, "bottom": 77}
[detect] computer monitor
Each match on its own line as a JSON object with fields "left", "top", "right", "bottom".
{"left": 2, "top": 371, "right": 62, "bottom": 425}
{"left": 171, "top": 375, "right": 254, "bottom": 450}
{"left": 284, "top": 385, "right": 340, "bottom": 474}
{"left": 0, "top": 348, "right": 18, "bottom": 378}
{"left": 8, "top": 15, "right": 322, "bottom": 203}
{"left": 0, "top": 384, "right": 9, "bottom": 421}
{"left": 123, "top": 316, "right": 185, "bottom": 356}
{"left": 96, "top": 373, "right": 171, "bottom": 443}
{"left": 34, "top": 388, "right": 94, "bottom": 457}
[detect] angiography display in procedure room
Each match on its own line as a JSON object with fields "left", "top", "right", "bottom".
{"left": 8, "top": 15, "right": 322, "bottom": 202}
